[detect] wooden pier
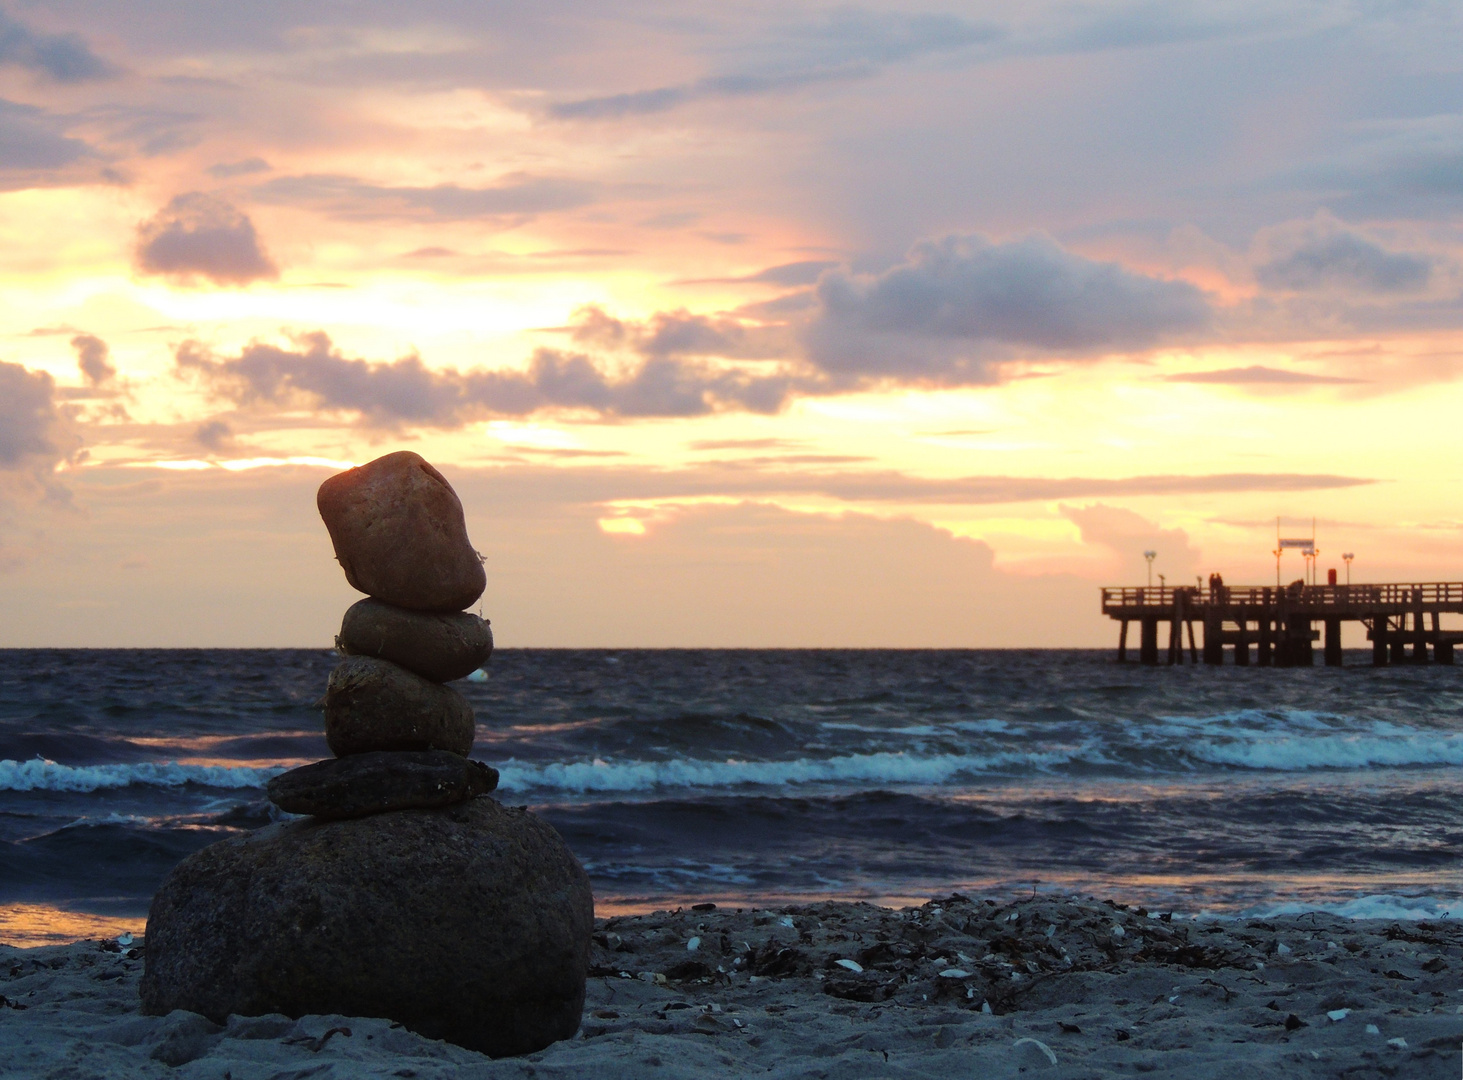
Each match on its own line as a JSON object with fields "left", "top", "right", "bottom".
{"left": 1101, "top": 582, "right": 1463, "bottom": 666}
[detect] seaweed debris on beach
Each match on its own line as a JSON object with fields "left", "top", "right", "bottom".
{"left": 3, "top": 895, "right": 1458, "bottom": 1078}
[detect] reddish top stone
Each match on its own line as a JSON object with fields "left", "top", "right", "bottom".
{"left": 317, "top": 451, "right": 485, "bottom": 611}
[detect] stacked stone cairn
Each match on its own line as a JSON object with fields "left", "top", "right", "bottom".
{"left": 140, "top": 451, "right": 595, "bottom": 1058}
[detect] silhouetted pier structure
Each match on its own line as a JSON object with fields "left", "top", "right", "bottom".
{"left": 1102, "top": 583, "right": 1463, "bottom": 666}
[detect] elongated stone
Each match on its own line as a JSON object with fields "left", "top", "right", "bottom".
{"left": 267, "top": 750, "right": 499, "bottom": 819}
{"left": 338, "top": 598, "right": 493, "bottom": 683}
{"left": 323, "top": 656, "right": 475, "bottom": 757}
{"left": 317, "top": 451, "right": 486, "bottom": 612}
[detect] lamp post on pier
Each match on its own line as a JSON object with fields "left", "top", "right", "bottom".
{"left": 1144, "top": 550, "right": 1157, "bottom": 588}
{"left": 1342, "top": 552, "right": 1354, "bottom": 585}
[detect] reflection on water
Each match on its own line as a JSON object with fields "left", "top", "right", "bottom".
{"left": 0, "top": 904, "right": 146, "bottom": 948}
{"left": 589, "top": 869, "right": 1460, "bottom": 922}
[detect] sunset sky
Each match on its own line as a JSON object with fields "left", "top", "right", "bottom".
{"left": 3, "top": 1, "right": 1462, "bottom": 646}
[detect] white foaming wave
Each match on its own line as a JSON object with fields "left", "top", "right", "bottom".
{"left": 1183, "top": 729, "right": 1463, "bottom": 771}
{"left": 1243, "top": 894, "right": 1458, "bottom": 921}
{"left": 1159, "top": 708, "right": 1344, "bottom": 733}
{"left": 64, "top": 811, "right": 154, "bottom": 828}
{"left": 0, "top": 758, "right": 282, "bottom": 793}
{"left": 1142, "top": 709, "right": 1463, "bottom": 771}
{"left": 820, "top": 718, "right": 1011, "bottom": 737}
{"left": 497, "top": 748, "right": 1076, "bottom": 794}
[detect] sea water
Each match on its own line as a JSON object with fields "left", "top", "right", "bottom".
{"left": 1, "top": 648, "right": 1459, "bottom": 944}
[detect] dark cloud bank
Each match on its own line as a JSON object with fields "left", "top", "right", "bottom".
{"left": 549, "top": 10, "right": 1001, "bottom": 120}
{"left": 0, "top": 10, "right": 114, "bottom": 83}
{"left": 175, "top": 332, "right": 799, "bottom": 422}
{"left": 0, "top": 360, "right": 75, "bottom": 506}
{"left": 806, "top": 234, "right": 1211, "bottom": 381}
{"left": 0, "top": 13, "right": 116, "bottom": 193}
{"left": 178, "top": 231, "right": 1220, "bottom": 423}
{"left": 168, "top": 314, "right": 1371, "bottom": 508}
{"left": 71, "top": 333, "right": 115, "bottom": 386}
{"left": 1255, "top": 216, "right": 1433, "bottom": 295}
{"left": 0, "top": 362, "right": 61, "bottom": 466}
{"left": 0, "top": 98, "right": 97, "bottom": 184}
{"left": 135, "top": 193, "right": 277, "bottom": 285}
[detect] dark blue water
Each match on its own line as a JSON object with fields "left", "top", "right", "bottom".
{"left": 2, "top": 649, "right": 1461, "bottom": 943}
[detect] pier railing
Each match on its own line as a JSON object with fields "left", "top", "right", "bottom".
{"left": 1101, "top": 582, "right": 1463, "bottom": 613}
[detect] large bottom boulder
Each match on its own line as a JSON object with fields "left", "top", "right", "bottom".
{"left": 140, "top": 798, "right": 593, "bottom": 1058}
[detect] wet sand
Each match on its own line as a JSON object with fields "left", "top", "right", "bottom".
{"left": 2, "top": 895, "right": 1459, "bottom": 1078}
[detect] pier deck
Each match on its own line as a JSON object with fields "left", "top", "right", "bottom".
{"left": 1101, "top": 582, "right": 1463, "bottom": 666}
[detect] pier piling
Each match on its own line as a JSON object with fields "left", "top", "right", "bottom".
{"left": 1139, "top": 616, "right": 1159, "bottom": 665}
{"left": 1167, "top": 591, "right": 1187, "bottom": 665}
{"left": 1412, "top": 591, "right": 1428, "bottom": 662}
{"left": 1324, "top": 617, "right": 1342, "bottom": 667}
{"left": 1203, "top": 610, "right": 1223, "bottom": 665}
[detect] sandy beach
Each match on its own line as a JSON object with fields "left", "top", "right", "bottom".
{"left": 2, "top": 894, "right": 1458, "bottom": 1078}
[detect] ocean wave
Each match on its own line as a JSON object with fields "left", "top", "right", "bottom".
{"left": 497, "top": 748, "right": 1077, "bottom": 794}
{"left": 501, "top": 712, "right": 1463, "bottom": 793}
{"left": 1061, "top": 708, "right": 1463, "bottom": 773}
{"left": 0, "top": 758, "right": 282, "bottom": 793}
{"left": 819, "top": 717, "right": 1012, "bottom": 737}
{"left": 1241, "top": 893, "right": 1459, "bottom": 921}
{"left": 803, "top": 708, "right": 1463, "bottom": 777}
{"left": 1182, "top": 728, "right": 1463, "bottom": 771}
{"left": 1158, "top": 708, "right": 1346, "bottom": 733}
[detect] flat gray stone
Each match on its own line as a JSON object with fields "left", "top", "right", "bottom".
{"left": 141, "top": 798, "right": 594, "bottom": 1058}
{"left": 267, "top": 750, "right": 499, "bottom": 819}
{"left": 323, "top": 655, "right": 475, "bottom": 757}
{"left": 317, "top": 451, "right": 486, "bottom": 612}
{"left": 338, "top": 598, "right": 493, "bottom": 683}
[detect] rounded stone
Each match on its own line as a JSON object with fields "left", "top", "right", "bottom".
{"left": 140, "top": 798, "right": 594, "bottom": 1057}
{"left": 267, "top": 750, "right": 499, "bottom": 820}
{"left": 324, "top": 656, "right": 475, "bottom": 757}
{"left": 317, "top": 451, "right": 486, "bottom": 612}
{"left": 338, "top": 598, "right": 493, "bottom": 683}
